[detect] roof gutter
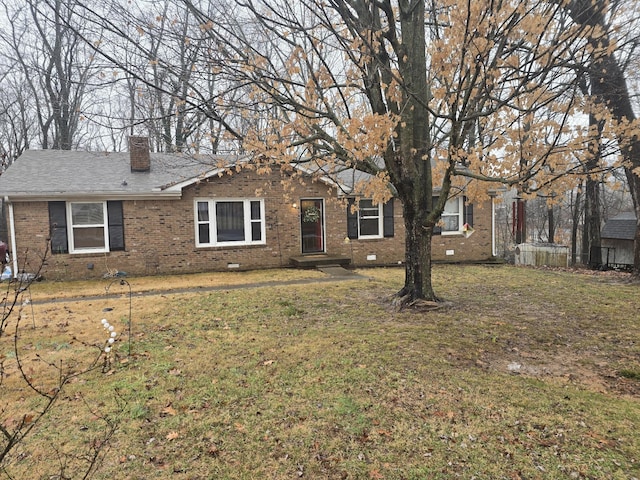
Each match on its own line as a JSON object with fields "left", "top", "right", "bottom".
{"left": 2, "top": 191, "right": 184, "bottom": 202}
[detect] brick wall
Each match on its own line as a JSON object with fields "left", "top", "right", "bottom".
{"left": 8, "top": 170, "right": 494, "bottom": 280}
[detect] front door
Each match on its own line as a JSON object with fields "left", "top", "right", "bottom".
{"left": 300, "top": 199, "right": 325, "bottom": 254}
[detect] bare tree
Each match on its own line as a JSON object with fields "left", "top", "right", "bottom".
{"left": 565, "top": 0, "right": 640, "bottom": 276}
{"left": 175, "top": 0, "right": 606, "bottom": 303}
{"left": 0, "top": 77, "right": 34, "bottom": 166}
{"left": 53, "top": 0, "right": 251, "bottom": 154}
{"left": 0, "top": 0, "right": 100, "bottom": 150}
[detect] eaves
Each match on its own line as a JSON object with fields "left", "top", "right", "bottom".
{"left": 3, "top": 190, "right": 183, "bottom": 202}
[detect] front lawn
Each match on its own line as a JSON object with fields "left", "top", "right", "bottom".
{"left": 1, "top": 265, "right": 639, "bottom": 479}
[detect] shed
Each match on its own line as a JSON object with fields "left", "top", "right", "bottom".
{"left": 598, "top": 212, "right": 636, "bottom": 269}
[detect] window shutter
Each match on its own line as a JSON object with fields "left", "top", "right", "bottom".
{"left": 432, "top": 196, "right": 442, "bottom": 235}
{"left": 48, "top": 201, "right": 68, "bottom": 254}
{"left": 383, "top": 199, "right": 394, "bottom": 237}
{"left": 346, "top": 198, "right": 358, "bottom": 239}
{"left": 107, "top": 201, "right": 125, "bottom": 251}
{"left": 464, "top": 198, "right": 474, "bottom": 227}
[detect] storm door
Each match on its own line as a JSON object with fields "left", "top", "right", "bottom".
{"left": 300, "top": 199, "right": 325, "bottom": 254}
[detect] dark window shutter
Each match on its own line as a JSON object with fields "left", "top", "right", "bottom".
{"left": 107, "top": 201, "right": 125, "bottom": 251}
{"left": 346, "top": 198, "right": 358, "bottom": 239}
{"left": 432, "top": 196, "right": 442, "bottom": 235}
{"left": 383, "top": 199, "right": 394, "bottom": 237}
{"left": 464, "top": 198, "right": 474, "bottom": 227}
{"left": 48, "top": 201, "right": 68, "bottom": 254}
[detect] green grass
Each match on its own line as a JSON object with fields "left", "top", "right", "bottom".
{"left": 1, "top": 265, "right": 639, "bottom": 479}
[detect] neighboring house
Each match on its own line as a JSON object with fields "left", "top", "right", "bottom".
{"left": 598, "top": 212, "right": 637, "bottom": 269}
{"left": 0, "top": 138, "right": 498, "bottom": 280}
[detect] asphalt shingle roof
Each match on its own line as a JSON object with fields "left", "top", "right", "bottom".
{"left": 0, "top": 149, "right": 385, "bottom": 202}
{"left": 601, "top": 212, "right": 637, "bottom": 241}
{"left": 0, "top": 150, "right": 243, "bottom": 200}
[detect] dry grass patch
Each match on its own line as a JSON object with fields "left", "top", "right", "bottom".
{"left": 1, "top": 265, "right": 639, "bottom": 479}
{"left": 26, "top": 268, "right": 327, "bottom": 301}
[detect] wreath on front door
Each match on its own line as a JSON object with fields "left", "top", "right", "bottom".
{"left": 302, "top": 205, "right": 321, "bottom": 223}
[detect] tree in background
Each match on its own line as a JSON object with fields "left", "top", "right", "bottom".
{"left": 65, "top": 0, "right": 253, "bottom": 154}
{"left": 0, "top": 0, "right": 99, "bottom": 151}
{"left": 565, "top": 0, "right": 640, "bottom": 276}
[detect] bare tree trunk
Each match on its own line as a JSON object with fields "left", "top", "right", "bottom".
{"left": 393, "top": 200, "right": 436, "bottom": 306}
{"left": 584, "top": 177, "right": 602, "bottom": 266}
{"left": 570, "top": 184, "right": 582, "bottom": 265}
{"left": 514, "top": 198, "right": 526, "bottom": 244}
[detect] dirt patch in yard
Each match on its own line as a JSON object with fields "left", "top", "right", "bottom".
{"left": 468, "top": 267, "right": 640, "bottom": 398}
{"left": 370, "top": 265, "right": 640, "bottom": 399}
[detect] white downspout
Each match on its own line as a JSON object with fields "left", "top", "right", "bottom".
{"left": 6, "top": 198, "right": 18, "bottom": 277}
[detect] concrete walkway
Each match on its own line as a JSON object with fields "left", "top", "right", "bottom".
{"left": 28, "top": 267, "right": 369, "bottom": 305}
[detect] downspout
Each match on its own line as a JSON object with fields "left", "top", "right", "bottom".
{"left": 5, "top": 197, "right": 18, "bottom": 278}
{"left": 491, "top": 196, "right": 496, "bottom": 257}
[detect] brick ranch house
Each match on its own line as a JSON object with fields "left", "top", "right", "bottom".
{"left": 0, "top": 139, "right": 498, "bottom": 280}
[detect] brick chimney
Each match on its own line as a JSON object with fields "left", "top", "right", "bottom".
{"left": 129, "top": 136, "right": 151, "bottom": 172}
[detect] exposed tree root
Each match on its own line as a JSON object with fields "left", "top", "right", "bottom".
{"left": 390, "top": 291, "right": 451, "bottom": 312}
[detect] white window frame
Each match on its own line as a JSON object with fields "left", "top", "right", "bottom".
{"left": 195, "top": 198, "right": 266, "bottom": 247}
{"left": 67, "top": 201, "right": 109, "bottom": 254}
{"left": 441, "top": 197, "right": 464, "bottom": 235}
{"left": 357, "top": 199, "right": 383, "bottom": 239}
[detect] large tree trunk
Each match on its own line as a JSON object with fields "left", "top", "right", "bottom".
{"left": 384, "top": 0, "right": 440, "bottom": 304}
{"left": 584, "top": 177, "right": 602, "bottom": 266}
{"left": 570, "top": 185, "right": 582, "bottom": 265}
{"left": 394, "top": 205, "right": 437, "bottom": 306}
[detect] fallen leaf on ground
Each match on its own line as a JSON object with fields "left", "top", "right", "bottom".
{"left": 161, "top": 405, "right": 177, "bottom": 416}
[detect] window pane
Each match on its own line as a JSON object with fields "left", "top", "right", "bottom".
{"left": 358, "top": 200, "right": 380, "bottom": 236}
{"left": 73, "top": 227, "right": 105, "bottom": 248}
{"left": 359, "top": 199, "right": 374, "bottom": 209}
{"left": 360, "top": 218, "right": 379, "bottom": 236}
{"left": 444, "top": 198, "right": 460, "bottom": 214}
{"left": 360, "top": 207, "right": 379, "bottom": 219}
{"left": 72, "top": 203, "right": 104, "bottom": 225}
{"left": 216, "top": 202, "right": 245, "bottom": 242}
{"left": 442, "top": 215, "right": 459, "bottom": 231}
{"left": 250, "top": 201, "right": 261, "bottom": 220}
{"left": 251, "top": 222, "right": 262, "bottom": 241}
{"left": 198, "top": 224, "right": 210, "bottom": 244}
{"left": 197, "top": 202, "right": 209, "bottom": 221}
